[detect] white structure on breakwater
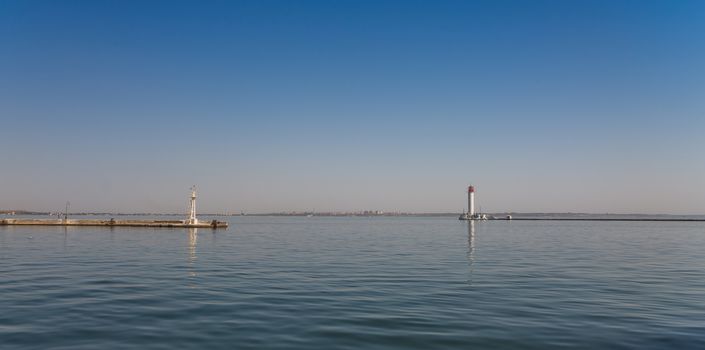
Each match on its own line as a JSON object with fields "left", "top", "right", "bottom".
{"left": 187, "top": 186, "right": 198, "bottom": 225}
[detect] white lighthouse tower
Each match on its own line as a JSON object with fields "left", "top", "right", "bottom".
{"left": 459, "top": 185, "right": 486, "bottom": 220}
{"left": 468, "top": 185, "right": 475, "bottom": 217}
{"left": 187, "top": 186, "right": 198, "bottom": 225}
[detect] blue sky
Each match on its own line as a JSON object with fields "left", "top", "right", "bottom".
{"left": 1, "top": 0, "right": 704, "bottom": 214}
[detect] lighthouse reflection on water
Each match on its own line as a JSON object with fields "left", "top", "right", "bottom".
{"left": 188, "top": 228, "right": 198, "bottom": 279}
{"left": 466, "top": 221, "right": 475, "bottom": 284}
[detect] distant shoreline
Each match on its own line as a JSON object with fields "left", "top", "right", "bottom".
{"left": 2, "top": 210, "right": 704, "bottom": 218}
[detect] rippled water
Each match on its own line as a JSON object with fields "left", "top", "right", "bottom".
{"left": 2, "top": 216, "right": 705, "bottom": 349}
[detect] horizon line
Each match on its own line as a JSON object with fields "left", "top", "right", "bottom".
{"left": 3, "top": 210, "right": 704, "bottom": 217}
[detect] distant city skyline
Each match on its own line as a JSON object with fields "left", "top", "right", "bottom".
{"left": 2, "top": 1, "right": 704, "bottom": 214}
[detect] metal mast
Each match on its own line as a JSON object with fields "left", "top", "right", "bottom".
{"left": 187, "top": 186, "right": 198, "bottom": 225}
{"left": 64, "top": 201, "right": 70, "bottom": 223}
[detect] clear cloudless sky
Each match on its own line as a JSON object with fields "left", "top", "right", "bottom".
{"left": 1, "top": 0, "right": 704, "bottom": 214}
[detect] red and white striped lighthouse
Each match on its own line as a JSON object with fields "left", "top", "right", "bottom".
{"left": 468, "top": 186, "right": 475, "bottom": 217}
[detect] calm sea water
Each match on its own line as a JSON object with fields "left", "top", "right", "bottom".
{"left": 1, "top": 216, "right": 704, "bottom": 349}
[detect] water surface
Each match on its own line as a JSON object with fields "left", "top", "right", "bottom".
{"left": 1, "top": 216, "right": 704, "bottom": 349}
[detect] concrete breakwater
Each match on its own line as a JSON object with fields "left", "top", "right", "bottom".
{"left": 0, "top": 187, "right": 229, "bottom": 228}
{"left": 506, "top": 218, "right": 705, "bottom": 222}
{"left": 0, "top": 218, "right": 228, "bottom": 228}
{"left": 469, "top": 217, "right": 705, "bottom": 222}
